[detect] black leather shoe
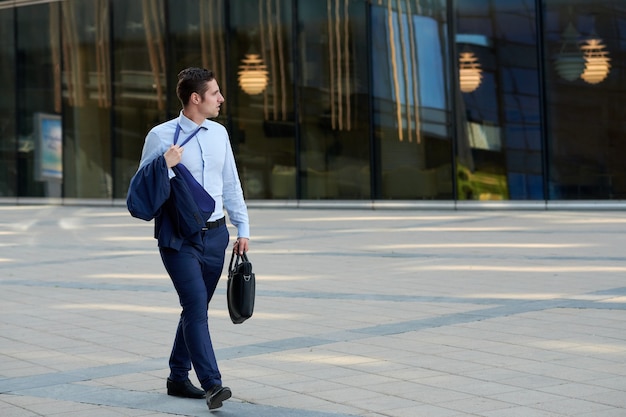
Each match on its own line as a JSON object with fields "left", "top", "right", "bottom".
{"left": 206, "top": 385, "right": 232, "bottom": 410}
{"left": 167, "top": 378, "right": 206, "bottom": 399}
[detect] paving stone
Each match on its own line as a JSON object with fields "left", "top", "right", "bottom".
{"left": 1, "top": 206, "right": 626, "bottom": 416}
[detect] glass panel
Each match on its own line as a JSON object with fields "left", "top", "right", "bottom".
{"left": 455, "top": 0, "right": 543, "bottom": 201}
{"left": 297, "top": 0, "right": 370, "bottom": 199}
{"left": 16, "top": 3, "right": 62, "bottom": 198}
{"left": 61, "top": 0, "right": 112, "bottom": 199}
{"left": 166, "top": 0, "right": 227, "bottom": 117}
{"left": 0, "top": 8, "right": 16, "bottom": 197}
{"left": 230, "top": 0, "right": 294, "bottom": 199}
{"left": 372, "top": 0, "right": 454, "bottom": 200}
{"left": 112, "top": 0, "right": 166, "bottom": 198}
{"left": 544, "top": 0, "right": 626, "bottom": 199}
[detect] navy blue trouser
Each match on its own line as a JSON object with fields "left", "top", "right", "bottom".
{"left": 159, "top": 224, "right": 229, "bottom": 391}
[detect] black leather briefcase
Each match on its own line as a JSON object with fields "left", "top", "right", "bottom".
{"left": 227, "top": 252, "right": 256, "bottom": 324}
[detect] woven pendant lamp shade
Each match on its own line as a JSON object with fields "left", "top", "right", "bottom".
{"left": 459, "top": 52, "right": 482, "bottom": 93}
{"left": 238, "top": 54, "right": 269, "bottom": 95}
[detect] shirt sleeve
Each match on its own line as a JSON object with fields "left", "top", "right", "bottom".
{"left": 222, "top": 135, "right": 250, "bottom": 239}
{"left": 139, "top": 129, "right": 175, "bottom": 179}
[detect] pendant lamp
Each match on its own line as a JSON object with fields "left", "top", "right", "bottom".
{"left": 459, "top": 52, "right": 482, "bottom": 93}
{"left": 553, "top": 22, "right": 585, "bottom": 82}
{"left": 580, "top": 36, "right": 611, "bottom": 84}
{"left": 238, "top": 54, "right": 269, "bottom": 95}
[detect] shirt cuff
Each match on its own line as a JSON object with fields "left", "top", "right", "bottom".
{"left": 237, "top": 223, "right": 250, "bottom": 239}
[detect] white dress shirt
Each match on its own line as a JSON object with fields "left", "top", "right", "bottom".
{"left": 139, "top": 111, "right": 250, "bottom": 238}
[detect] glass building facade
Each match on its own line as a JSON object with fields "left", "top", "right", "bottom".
{"left": 0, "top": 0, "right": 624, "bottom": 205}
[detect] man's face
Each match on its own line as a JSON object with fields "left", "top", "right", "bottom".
{"left": 198, "top": 79, "right": 224, "bottom": 118}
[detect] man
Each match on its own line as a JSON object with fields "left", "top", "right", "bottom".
{"left": 129, "top": 67, "right": 250, "bottom": 411}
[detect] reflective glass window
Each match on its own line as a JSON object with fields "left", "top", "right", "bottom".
{"left": 231, "top": 0, "right": 294, "bottom": 199}
{"left": 0, "top": 7, "right": 16, "bottom": 197}
{"left": 112, "top": 0, "right": 166, "bottom": 198}
{"left": 61, "top": 0, "right": 113, "bottom": 199}
{"left": 372, "top": 0, "right": 454, "bottom": 200}
{"left": 455, "top": 0, "right": 543, "bottom": 201}
{"left": 296, "top": 0, "right": 370, "bottom": 199}
{"left": 544, "top": 0, "right": 626, "bottom": 199}
{"left": 16, "top": 3, "right": 62, "bottom": 198}
{"left": 166, "top": 0, "right": 228, "bottom": 118}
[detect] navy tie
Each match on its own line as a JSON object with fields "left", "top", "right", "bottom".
{"left": 172, "top": 124, "right": 216, "bottom": 217}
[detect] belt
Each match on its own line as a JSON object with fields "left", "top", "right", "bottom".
{"left": 202, "top": 217, "right": 225, "bottom": 231}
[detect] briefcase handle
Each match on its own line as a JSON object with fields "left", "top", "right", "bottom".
{"left": 228, "top": 251, "right": 250, "bottom": 271}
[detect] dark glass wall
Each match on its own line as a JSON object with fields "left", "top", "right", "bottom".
{"left": 0, "top": 0, "right": 625, "bottom": 204}
{"left": 455, "top": 0, "right": 543, "bottom": 201}
{"left": 231, "top": 0, "right": 295, "bottom": 199}
{"left": 0, "top": 7, "right": 16, "bottom": 197}
{"left": 61, "top": 0, "right": 113, "bottom": 199}
{"left": 544, "top": 0, "right": 626, "bottom": 199}
{"left": 112, "top": 0, "right": 166, "bottom": 198}
{"left": 166, "top": 0, "right": 228, "bottom": 118}
{"left": 16, "top": 3, "right": 61, "bottom": 198}
{"left": 371, "top": 0, "right": 454, "bottom": 200}
{"left": 297, "top": 0, "right": 370, "bottom": 199}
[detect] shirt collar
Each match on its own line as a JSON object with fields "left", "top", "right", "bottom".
{"left": 177, "top": 111, "right": 209, "bottom": 132}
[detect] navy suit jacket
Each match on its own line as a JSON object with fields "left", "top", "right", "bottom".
{"left": 127, "top": 156, "right": 210, "bottom": 250}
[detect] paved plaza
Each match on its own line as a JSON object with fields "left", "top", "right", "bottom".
{"left": 0, "top": 204, "right": 625, "bottom": 417}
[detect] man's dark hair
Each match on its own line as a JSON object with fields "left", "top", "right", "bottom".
{"left": 176, "top": 67, "right": 215, "bottom": 106}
